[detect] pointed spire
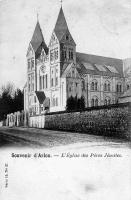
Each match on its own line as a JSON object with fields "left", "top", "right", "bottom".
{"left": 54, "top": 7, "right": 68, "bottom": 41}
{"left": 31, "top": 21, "right": 44, "bottom": 52}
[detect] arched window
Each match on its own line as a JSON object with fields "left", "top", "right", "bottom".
{"left": 119, "top": 84, "right": 122, "bottom": 92}
{"left": 51, "top": 78, "right": 53, "bottom": 87}
{"left": 63, "top": 46, "right": 67, "bottom": 59}
{"left": 91, "top": 82, "right": 94, "bottom": 90}
{"left": 46, "top": 74, "right": 48, "bottom": 88}
{"left": 104, "top": 97, "right": 111, "bottom": 105}
{"left": 108, "top": 83, "right": 110, "bottom": 91}
{"left": 43, "top": 75, "right": 44, "bottom": 89}
{"left": 104, "top": 83, "right": 107, "bottom": 91}
{"left": 91, "top": 80, "right": 98, "bottom": 91}
{"left": 91, "top": 99, "right": 95, "bottom": 107}
{"left": 39, "top": 76, "right": 42, "bottom": 90}
{"left": 104, "top": 81, "right": 110, "bottom": 91}
{"left": 95, "top": 98, "right": 98, "bottom": 106}
{"left": 95, "top": 82, "right": 97, "bottom": 91}
{"left": 116, "top": 83, "right": 122, "bottom": 92}
{"left": 91, "top": 96, "right": 99, "bottom": 107}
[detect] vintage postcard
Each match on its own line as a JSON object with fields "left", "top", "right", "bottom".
{"left": 0, "top": 0, "right": 131, "bottom": 199}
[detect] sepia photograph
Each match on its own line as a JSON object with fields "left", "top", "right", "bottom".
{"left": 0, "top": 0, "right": 131, "bottom": 199}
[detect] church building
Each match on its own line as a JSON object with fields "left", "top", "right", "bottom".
{"left": 24, "top": 6, "right": 131, "bottom": 116}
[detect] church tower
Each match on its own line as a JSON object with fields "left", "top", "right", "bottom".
{"left": 49, "top": 7, "right": 76, "bottom": 74}
{"left": 26, "top": 20, "right": 48, "bottom": 115}
{"left": 48, "top": 6, "right": 76, "bottom": 111}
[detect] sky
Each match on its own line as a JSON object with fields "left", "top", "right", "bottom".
{"left": 0, "top": 0, "right": 131, "bottom": 89}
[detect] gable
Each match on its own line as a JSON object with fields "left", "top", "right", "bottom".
{"left": 62, "top": 63, "right": 80, "bottom": 78}
{"left": 35, "top": 91, "right": 46, "bottom": 104}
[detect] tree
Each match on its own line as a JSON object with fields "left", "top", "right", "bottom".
{"left": 0, "top": 83, "right": 24, "bottom": 121}
{"left": 13, "top": 89, "right": 24, "bottom": 112}
{"left": 66, "top": 95, "right": 85, "bottom": 111}
{"left": 80, "top": 96, "right": 85, "bottom": 110}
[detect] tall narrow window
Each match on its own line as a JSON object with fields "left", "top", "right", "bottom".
{"left": 40, "top": 76, "right": 42, "bottom": 90}
{"left": 108, "top": 83, "right": 110, "bottom": 91}
{"left": 31, "top": 74, "right": 34, "bottom": 91}
{"left": 43, "top": 75, "right": 44, "bottom": 89}
{"left": 28, "top": 76, "right": 31, "bottom": 92}
{"left": 71, "top": 51, "right": 73, "bottom": 59}
{"left": 51, "top": 78, "right": 53, "bottom": 87}
{"left": 104, "top": 97, "right": 111, "bottom": 105}
{"left": 50, "top": 50, "right": 54, "bottom": 61}
{"left": 82, "top": 80, "right": 85, "bottom": 91}
{"left": 116, "top": 83, "right": 122, "bottom": 92}
{"left": 95, "top": 82, "right": 97, "bottom": 91}
{"left": 69, "top": 48, "right": 73, "bottom": 60}
{"left": 104, "top": 81, "right": 110, "bottom": 91}
{"left": 31, "top": 58, "right": 34, "bottom": 70}
{"left": 91, "top": 99, "right": 95, "bottom": 107}
{"left": 119, "top": 84, "right": 122, "bottom": 92}
{"left": 34, "top": 96, "right": 37, "bottom": 103}
{"left": 63, "top": 46, "right": 67, "bottom": 59}
{"left": 56, "top": 77, "right": 58, "bottom": 86}
{"left": 91, "top": 82, "right": 94, "bottom": 90}
{"left": 46, "top": 74, "right": 48, "bottom": 88}
{"left": 104, "top": 83, "right": 107, "bottom": 91}
{"left": 91, "top": 96, "right": 98, "bottom": 107}
{"left": 54, "top": 48, "right": 58, "bottom": 60}
{"left": 91, "top": 80, "right": 98, "bottom": 91}
{"left": 28, "top": 59, "right": 30, "bottom": 71}
{"left": 95, "top": 98, "right": 98, "bottom": 106}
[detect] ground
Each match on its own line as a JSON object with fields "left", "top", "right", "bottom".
{"left": 0, "top": 127, "right": 131, "bottom": 200}
{"left": 0, "top": 126, "right": 130, "bottom": 148}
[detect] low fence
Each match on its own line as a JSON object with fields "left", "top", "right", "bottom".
{"left": 29, "top": 115, "right": 45, "bottom": 128}
{"left": 43, "top": 103, "right": 131, "bottom": 139}
{"left": 5, "top": 111, "right": 28, "bottom": 127}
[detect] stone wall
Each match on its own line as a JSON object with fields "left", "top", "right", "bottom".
{"left": 44, "top": 103, "right": 131, "bottom": 140}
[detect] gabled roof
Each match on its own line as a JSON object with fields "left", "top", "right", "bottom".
{"left": 30, "top": 21, "right": 48, "bottom": 54}
{"left": 35, "top": 91, "right": 46, "bottom": 104}
{"left": 54, "top": 7, "right": 68, "bottom": 41}
{"left": 76, "top": 52, "right": 124, "bottom": 77}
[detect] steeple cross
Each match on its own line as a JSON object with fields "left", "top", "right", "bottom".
{"left": 60, "top": 0, "right": 63, "bottom": 7}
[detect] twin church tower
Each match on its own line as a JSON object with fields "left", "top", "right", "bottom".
{"left": 24, "top": 6, "right": 126, "bottom": 116}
